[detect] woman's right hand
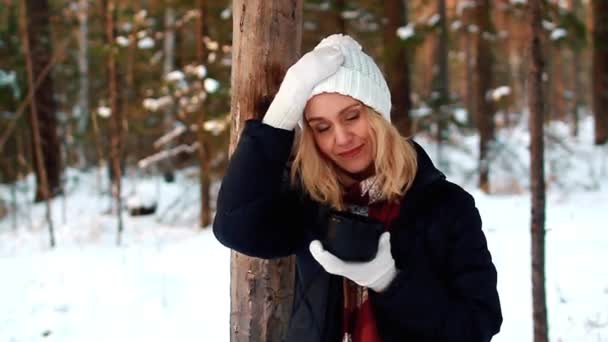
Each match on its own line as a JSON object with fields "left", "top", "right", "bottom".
{"left": 262, "top": 46, "right": 344, "bottom": 130}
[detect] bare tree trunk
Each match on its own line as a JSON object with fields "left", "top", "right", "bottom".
{"left": 528, "top": 1, "right": 549, "bottom": 341}
{"left": 383, "top": 0, "right": 412, "bottom": 137}
{"left": 16, "top": 130, "right": 33, "bottom": 230}
{"left": 78, "top": 0, "right": 89, "bottom": 134}
{"left": 332, "top": 0, "right": 346, "bottom": 34}
{"left": 383, "top": 0, "right": 412, "bottom": 136}
{"left": 569, "top": 0, "right": 581, "bottom": 137}
{"left": 23, "top": 0, "right": 61, "bottom": 202}
{"left": 101, "top": 0, "right": 124, "bottom": 245}
{"left": 19, "top": 0, "right": 55, "bottom": 247}
{"left": 162, "top": 6, "right": 176, "bottom": 181}
{"left": 121, "top": 2, "right": 138, "bottom": 166}
{"left": 592, "top": 0, "right": 608, "bottom": 145}
{"left": 551, "top": 47, "right": 566, "bottom": 121}
{"left": 464, "top": 14, "right": 474, "bottom": 127}
{"left": 8, "top": 143, "right": 18, "bottom": 230}
{"left": 196, "top": 0, "right": 211, "bottom": 228}
{"left": 474, "top": 0, "right": 494, "bottom": 193}
{"left": 77, "top": 0, "right": 89, "bottom": 160}
{"left": 436, "top": 0, "right": 450, "bottom": 169}
{"left": 572, "top": 53, "right": 581, "bottom": 136}
{"left": 11, "top": 174, "right": 17, "bottom": 230}
{"left": 229, "top": 1, "right": 301, "bottom": 340}
{"left": 91, "top": 103, "right": 104, "bottom": 194}
{"left": 84, "top": 0, "right": 103, "bottom": 194}
{"left": 2, "top": 135, "right": 19, "bottom": 230}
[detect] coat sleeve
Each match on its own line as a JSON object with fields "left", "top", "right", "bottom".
{"left": 370, "top": 188, "right": 502, "bottom": 341}
{"left": 212, "top": 120, "right": 307, "bottom": 259}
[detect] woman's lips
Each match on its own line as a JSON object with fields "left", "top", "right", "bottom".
{"left": 338, "top": 144, "right": 363, "bottom": 159}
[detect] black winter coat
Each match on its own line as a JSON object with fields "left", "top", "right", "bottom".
{"left": 213, "top": 120, "right": 502, "bottom": 342}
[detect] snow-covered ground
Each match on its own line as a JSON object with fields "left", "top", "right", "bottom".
{"left": 1, "top": 117, "right": 607, "bottom": 341}
{"left": 0, "top": 170, "right": 229, "bottom": 342}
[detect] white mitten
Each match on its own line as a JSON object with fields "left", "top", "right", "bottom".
{"left": 309, "top": 232, "right": 397, "bottom": 292}
{"left": 262, "top": 46, "right": 344, "bottom": 130}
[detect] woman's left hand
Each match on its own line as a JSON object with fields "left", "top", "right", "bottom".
{"left": 309, "top": 232, "right": 397, "bottom": 292}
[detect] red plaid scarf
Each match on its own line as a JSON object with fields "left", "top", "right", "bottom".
{"left": 341, "top": 182, "right": 400, "bottom": 342}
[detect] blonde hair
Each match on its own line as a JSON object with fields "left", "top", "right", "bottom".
{"left": 291, "top": 107, "right": 418, "bottom": 210}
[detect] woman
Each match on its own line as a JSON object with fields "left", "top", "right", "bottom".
{"left": 213, "top": 34, "right": 502, "bottom": 342}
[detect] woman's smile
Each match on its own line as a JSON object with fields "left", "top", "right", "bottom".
{"left": 337, "top": 144, "right": 364, "bottom": 159}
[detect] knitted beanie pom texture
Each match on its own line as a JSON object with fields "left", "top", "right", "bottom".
{"left": 309, "top": 34, "right": 392, "bottom": 122}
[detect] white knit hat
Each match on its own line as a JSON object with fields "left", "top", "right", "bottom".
{"left": 309, "top": 34, "right": 392, "bottom": 122}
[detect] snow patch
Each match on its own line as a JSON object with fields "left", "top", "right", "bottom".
{"left": 138, "top": 37, "right": 155, "bottom": 50}
{"left": 397, "top": 24, "right": 415, "bottom": 40}
{"left": 551, "top": 28, "right": 568, "bottom": 41}
{"left": 204, "top": 78, "right": 220, "bottom": 93}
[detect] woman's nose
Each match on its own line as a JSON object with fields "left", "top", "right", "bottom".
{"left": 334, "top": 125, "right": 352, "bottom": 146}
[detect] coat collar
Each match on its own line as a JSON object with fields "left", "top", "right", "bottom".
{"left": 407, "top": 140, "right": 446, "bottom": 199}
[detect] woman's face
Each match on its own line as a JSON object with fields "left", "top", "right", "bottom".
{"left": 304, "top": 92, "right": 374, "bottom": 177}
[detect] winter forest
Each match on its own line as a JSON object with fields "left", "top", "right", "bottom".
{"left": 0, "top": 0, "right": 607, "bottom": 341}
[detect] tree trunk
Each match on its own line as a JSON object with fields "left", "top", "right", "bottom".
{"left": 383, "top": 0, "right": 412, "bottom": 136}
{"left": 101, "top": 0, "right": 124, "bottom": 245}
{"left": 569, "top": 0, "right": 581, "bottom": 137}
{"left": 196, "top": 0, "right": 212, "bottom": 228}
{"left": 162, "top": 6, "right": 176, "bottom": 181}
{"left": 436, "top": 0, "right": 449, "bottom": 169}
{"left": 24, "top": 0, "right": 61, "bottom": 202}
{"left": 464, "top": 10, "right": 474, "bottom": 128}
{"left": 550, "top": 46, "right": 566, "bottom": 121}
{"left": 474, "top": 0, "right": 494, "bottom": 193}
{"left": 592, "top": 0, "right": 608, "bottom": 145}
{"left": 77, "top": 0, "right": 89, "bottom": 168}
{"left": 528, "top": 1, "right": 549, "bottom": 341}
{"left": 332, "top": 0, "right": 346, "bottom": 34}
{"left": 91, "top": 100, "right": 105, "bottom": 194}
{"left": 229, "top": 1, "right": 301, "bottom": 340}
{"left": 572, "top": 51, "right": 581, "bottom": 136}
{"left": 19, "top": 0, "right": 55, "bottom": 247}
{"left": 81, "top": 0, "right": 102, "bottom": 193}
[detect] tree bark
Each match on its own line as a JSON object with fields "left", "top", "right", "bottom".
{"left": 463, "top": 5, "right": 475, "bottom": 128}
{"left": 528, "top": 1, "right": 549, "bottom": 341}
{"left": 332, "top": 0, "right": 346, "bottom": 34}
{"left": 162, "top": 5, "right": 176, "bottom": 182}
{"left": 101, "top": 0, "right": 124, "bottom": 245}
{"left": 592, "top": 0, "right": 608, "bottom": 145}
{"left": 19, "top": 0, "right": 55, "bottom": 247}
{"left": 77, "top": 0, "right": 89, "bottom": 135}
{"left": 24, "top": 0, "right": 61, "bottom": 202}
{"left": 196, "top": 0, "right": 212, "bottom": 228}
{"left": 474, "top": 0, "right": 494, "bottom": 193}
{"left": 77, "top": 0, "right": 103, "bottom": 191}
{"left": 436, "top": 0, "right": 450, "bottom": 169}
{"left": 550, "top": 46, "right": 566, "bottom": 121}
{"left": 569, "top": 0, "right": 581, "bottom": 136}
{"left": 383, "top": 0, "right": 412, "bottom": 136}
{"left": 229, "top": 1, "right": 301, "bottom": 340}
{"left": 76, "top": 0, "right": 90, "bottom": 169}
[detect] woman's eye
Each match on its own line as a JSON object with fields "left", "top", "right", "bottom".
{"left": 315, "top": 125, "right": 329, "bottom": 133}
{"left": 346, "top": 111, "right": 360, "bottom": 120}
